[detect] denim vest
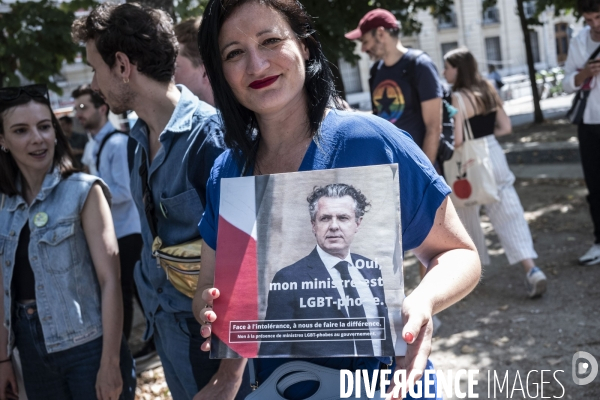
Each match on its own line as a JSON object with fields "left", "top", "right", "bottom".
{"left": 0, "top": 169, "right": 111, "bottom": 354}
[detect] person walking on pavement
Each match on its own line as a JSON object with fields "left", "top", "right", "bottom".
{"left": 563, "top": 0, "right": 600, "bottom": 265}
{"left": 443, "top": 47, "right": 547, "bottom": 298}
{"left": 72, "top": 85, "right": 143, "bottom": 340}
{"left": 345, "top": 8, "right": 442, "bottom": 165}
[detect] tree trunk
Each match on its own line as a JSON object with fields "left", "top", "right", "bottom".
{"left": 128, "top": 0, "right": 175, "bottom": 20}
{"left": 516, "top": 0, "right": 544, "bottom": 123}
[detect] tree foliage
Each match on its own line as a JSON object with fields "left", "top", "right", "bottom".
{"left": 300, "top": 0, "right": 453, "bottom": 65}
{"left": 484, "top": 0, "right": 578, "bottom": 123}
{"left": 0, "top": 0, "right": 90, "bottom": 91}
{"left": 1, "top": 0, "right": 454, "bottom": 93}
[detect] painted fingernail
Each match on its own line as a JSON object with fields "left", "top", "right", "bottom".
{"left": 404, "top": 332, "right": 414, "bottom": 343}
{"left": 211, "top": 289, "right": 217, "bottom": 297}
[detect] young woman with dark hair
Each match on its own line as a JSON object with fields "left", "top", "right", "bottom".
{"left": 197, "top": 0, "right": 341, "bottom": 163}
{"left": 443, "top": 47, "right": 547, "bottom": 299}
{"left": 0, "top": 85, "right": 135, "bottom": 400}
{"left": 190, "top": 1, "right": 482, "bottom": 399}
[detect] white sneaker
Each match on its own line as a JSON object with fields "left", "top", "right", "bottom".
{"left": 525, "top": 266, "right": 547, "bottom": 298}
{"left": 578, "top": 243, "right": 600, "bottom": 266}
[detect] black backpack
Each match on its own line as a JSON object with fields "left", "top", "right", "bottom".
{"left": 368, "top": 50, "right": 455, "bottom": 163}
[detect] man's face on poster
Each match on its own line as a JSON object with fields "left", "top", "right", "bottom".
{"left": 312, "top": 196, "right": 362, "bottom": 259}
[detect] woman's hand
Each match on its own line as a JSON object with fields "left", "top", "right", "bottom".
{"left": 194, "top": 285, "right": 247, "bottom": 400}
{"left": 0, "top": 362, "right": 18, "bottom": 400}
{"left": 199, "top": 287, "right": 220, "bottom": 352}
{"left": 96, "top": 361, "right": 123, "bottom": 400}
{"left": 385, "top": 295, "right": 434, "bottom": 399}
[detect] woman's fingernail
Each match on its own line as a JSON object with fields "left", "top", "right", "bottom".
{"left": 211, "top": 289, "right": 217, "bottom": 297}
{"left": 404, "top": 332, "right": 414, "bottom": 343}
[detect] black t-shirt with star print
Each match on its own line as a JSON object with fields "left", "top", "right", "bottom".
{"left": 369, "top": 49, "right": 442, "bottom": 148}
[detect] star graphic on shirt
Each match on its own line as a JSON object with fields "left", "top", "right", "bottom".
{"left": 376, "top": 87, "right": 395, "bottom": 115}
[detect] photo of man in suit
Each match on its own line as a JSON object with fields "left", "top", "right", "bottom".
{"left": 260, "top": 183, "right": 394, "bottom": 358}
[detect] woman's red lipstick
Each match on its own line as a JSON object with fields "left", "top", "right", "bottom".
{"left": 249, "top": 75, "right": 279, "bottom": 89}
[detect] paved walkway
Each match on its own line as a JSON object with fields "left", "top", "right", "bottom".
{"left": 509, "top": 163, "right": 583, "bottom": 179}
{"left": 498, "top": 93, "right": 584, "bottom": 179}
{"left": 504, "top": 94, "right": 574, "bottom": 127}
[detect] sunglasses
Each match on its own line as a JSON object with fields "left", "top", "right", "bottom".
{"left": 0, "top": 84, "right": 49, "bottom": 102}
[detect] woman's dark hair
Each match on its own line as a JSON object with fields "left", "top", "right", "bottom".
{"left": 444, "top": 47, "right": 498, "bottom": 115}
{"left": 199, "top": 0, "right": 341, "bottom": 165}
{"left": 0, "top": 95, "right": 78, "bottom": 197}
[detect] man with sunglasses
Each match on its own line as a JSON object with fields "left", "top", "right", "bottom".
{"left": 71, "top": 4, "right": 249, "bottom": 400}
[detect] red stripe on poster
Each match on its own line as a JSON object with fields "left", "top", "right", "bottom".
{"left": 213, "top": 215, "right": 259, "bottom": 357}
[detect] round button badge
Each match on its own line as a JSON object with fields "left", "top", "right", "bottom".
{"left": 33, "top": 212, "right": 49, "bottom": 227}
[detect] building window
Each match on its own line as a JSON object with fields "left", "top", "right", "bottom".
{"left": 338, "top": 58, "right": 362, "bottom": 94}
{"left": 438, "top": 6, "right": 458, "bottom": 30}
{"left": 482, "top": 3, "right": 500, "bottom": 25}
{"left": 485, "top": 37, "right": 503, "bottom": 69}
{"left": 524, "top": 1, "right": 536, "bottom": 18}
{"left": 441, "top": 42, "right": 459, "bottom": 63}
{"left": 529, "top": 31, "right": 541, "bottom": 63}
{"left": 555, "top": 23, "right": 570, "bottom": 64}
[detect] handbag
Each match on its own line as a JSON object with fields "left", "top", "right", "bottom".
{"left": 245, "top": 360, "right": 382, "bottom": 400}
{"left": 566, "top": 44, "right": 600, "bottom": 125}
{"left": 139, "top": 148, "right": 202, "bottom": 298}
{"left": 443, "top": 92, "right": 499, "bottom": 208}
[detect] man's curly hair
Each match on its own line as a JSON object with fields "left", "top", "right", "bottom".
{"left": 71, "top": 2, "right": 178, "bottom": 83}
{"left": 307, "top": 184, "right": 371, "bottom": 222}
{"left": 578, "top": 0, "right": 600, "bottom": 14}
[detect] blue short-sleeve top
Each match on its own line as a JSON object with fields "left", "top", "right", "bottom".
{"left": 200, "top": 109, "right": 450, "bottom": 251}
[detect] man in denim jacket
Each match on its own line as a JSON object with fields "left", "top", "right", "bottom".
{"left": 71, "top": 4, "right": 245, "bottom": 399}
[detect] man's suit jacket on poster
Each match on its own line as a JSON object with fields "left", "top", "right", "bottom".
{"left": 259, "top": 247, "right": 394, "bottom": 357}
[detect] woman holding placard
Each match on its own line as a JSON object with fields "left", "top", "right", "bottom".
{"left": 190, "top": 1, "right": 482, "bottom": 399}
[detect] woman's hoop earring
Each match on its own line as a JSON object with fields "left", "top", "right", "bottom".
{"left": 1, "top": 145, "right": 8, "bottom": 153}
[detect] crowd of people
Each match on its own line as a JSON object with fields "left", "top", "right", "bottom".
{"left": 0, "top": 0, "right": 598, "bottom": 399}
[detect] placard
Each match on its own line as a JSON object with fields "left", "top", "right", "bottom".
{"left": 210, "top": 165, "right": 406, "bottom": 358}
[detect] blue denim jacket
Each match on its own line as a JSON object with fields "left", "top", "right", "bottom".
{"left": 129, "top": 85, "right": 225, "bottom": 340}
{"left": 0, "top": 169, "right": 111, "bottom": 354}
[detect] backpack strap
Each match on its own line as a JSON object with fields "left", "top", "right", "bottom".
{"left": 401, "top": 49, "right": 424, "bottom": 105}
{"left": 95, "top": 130, "right": 127, "bottom": 171}
{"left": 369, "top": 60, "right": 384, "bottom": 114}
{"left": 580, "top": 44, "right": 600, "bottom": 90}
